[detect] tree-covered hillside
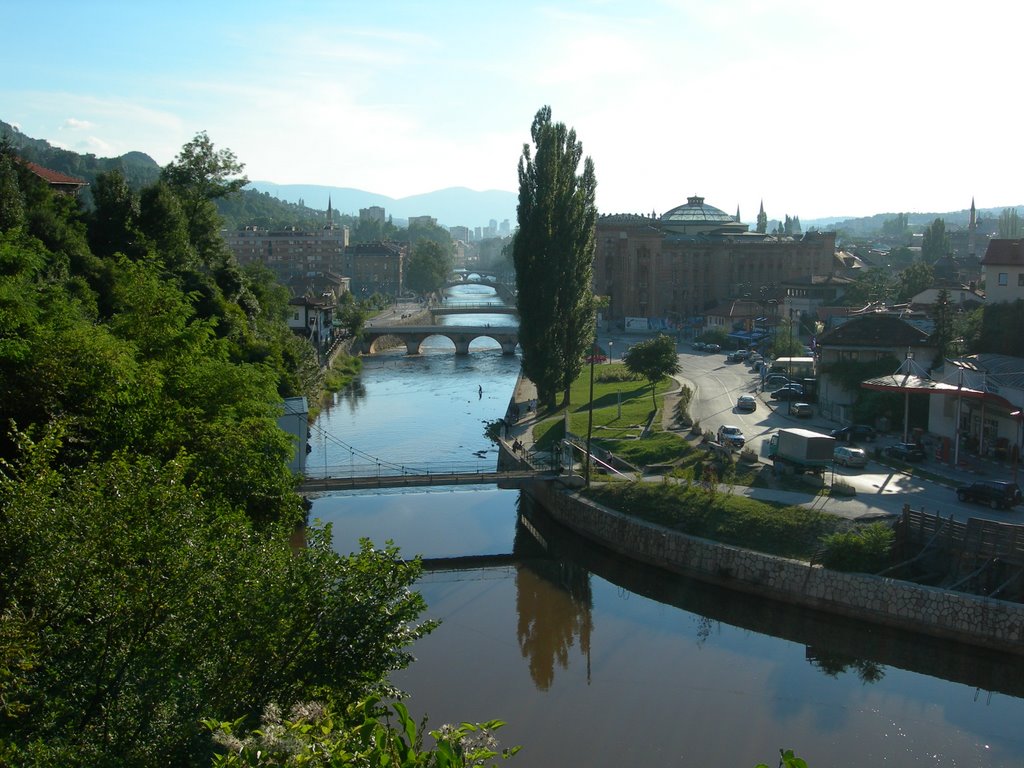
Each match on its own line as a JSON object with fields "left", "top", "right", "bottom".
{"left": 0, "top": 135, "right": 447, "bottom": 766}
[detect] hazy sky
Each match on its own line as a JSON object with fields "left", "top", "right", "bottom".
{"left": 3, "top": 0, "right": 1021, "bottom": 221}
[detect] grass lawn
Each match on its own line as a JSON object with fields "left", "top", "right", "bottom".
{"left": 584, "top": 480, "right": 846, "bottom": 561}
{"left": 533, "top": 363, "right": 679, "bottom": 453}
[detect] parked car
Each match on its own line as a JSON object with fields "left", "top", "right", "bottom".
{"left": 705, "top": 343, "right": 721, "bottom": 352}
{"left": 956, "top": 480, "right": 1023, "bottom": 510}
{"left": 885, "top": 442, "right": 926, "bottom": 462}
{"left": 770, "top": 384, "right": 805, "bottom": 401}
{"left": 763, "top": 374, "right": 793, "bottom": 390}
{"left": 716, "top": 424, "right": 746, "bottom": 449}
{"left": 833, "top": 445, "right": 868, "bottom": 468}
{"left": 692, "top": 341, "right": 706, "bottom": 351}
{"left": 830, "top": 424, "right": 877, "bottom": 443}
{"left": 728, "top": 350, "right": 747, "bottom": 362}
{"left": 736, "top": 394, "right": 757, "bottom": 412}
{"left": 791, "top": 402, "right": 813, "bottom": 418}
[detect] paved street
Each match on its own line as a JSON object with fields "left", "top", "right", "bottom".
{"left": 594, "top": 331, "right": 1024, "bottom": 525}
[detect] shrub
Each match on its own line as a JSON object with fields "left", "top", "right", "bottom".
{"left": 819, "top": 523, "right": 894, "bottom": 573}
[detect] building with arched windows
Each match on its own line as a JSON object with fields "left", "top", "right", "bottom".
{"left": 594, "top": 196, "right": 836, "bottom": 334}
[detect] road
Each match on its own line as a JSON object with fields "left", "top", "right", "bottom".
{"left": 596, "top": 331, "right": 1024, "bottom": 525}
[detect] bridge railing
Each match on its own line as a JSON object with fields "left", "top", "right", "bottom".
{"left": 305, "top": 460, "right": 523, "bottom": 480}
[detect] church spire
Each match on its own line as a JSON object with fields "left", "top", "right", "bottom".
{"left": 968, "top": 197, "right": 976, "bottom": 259}
{"left": 327, "top": 195, "right": 334, "bottom": 230}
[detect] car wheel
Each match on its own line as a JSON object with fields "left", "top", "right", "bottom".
{"left": 991, "top": 498, "right": 1000, "bottom": 510}
{"left": 958, "top": 491, "right": 968, "bottom": 502}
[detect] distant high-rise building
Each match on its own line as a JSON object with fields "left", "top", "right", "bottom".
{"left": 449, "top": 225, "right": 470, "bottom": 242}
{"left": 474, "top": 226, "right": 482, "bottom": 241}
{"left": 359, "top": 205, "right": 386, "bottom": 222}
{"left": 408, "top": 215, "right": 437, "bottom": 228}
{"left": 499, "top": 219, "right": 511, "bottom": 236}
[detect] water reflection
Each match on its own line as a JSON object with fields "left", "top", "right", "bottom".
{"left": 515, "top": 491, "right": 1024, "bottom": 698}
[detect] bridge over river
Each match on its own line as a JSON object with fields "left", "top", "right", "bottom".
{"left": 358, "top": 325, "right": 519, "bottom": 355}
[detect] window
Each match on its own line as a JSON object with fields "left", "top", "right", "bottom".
{"left": 1018, "top": 273, "right": 1024, "bottom": 287}
{"left": 999, "top": 272, "right": 1008, "bottom": 286}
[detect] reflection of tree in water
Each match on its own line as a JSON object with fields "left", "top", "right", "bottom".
{"left": 806, "top": 647, "right": 886, "bottom": 684}
{"left": 513, "top": 519, "right": 593, "bottom": 690}
{"left": 337, "top": 378, "right": 367, "bottom": 414}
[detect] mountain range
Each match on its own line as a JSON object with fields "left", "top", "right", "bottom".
{"left": 245, "top": 181, "right": 518, "bottom": 229}
{"left": 4, "top": 119, "right": 1021, "bottom": 235}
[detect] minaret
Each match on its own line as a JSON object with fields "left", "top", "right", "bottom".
{"left": 968, "top": 197, "right": 976, "bottom": 259}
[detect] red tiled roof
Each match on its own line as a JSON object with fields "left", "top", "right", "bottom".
{"left": 23, "top": 161, "right": 88, "bottom": 187}
{"left": 981, "top": 239, "right": 1024, "bottom": 267}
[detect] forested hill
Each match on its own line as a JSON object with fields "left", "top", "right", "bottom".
{"left": 0, "top": 135, "right": 438, "bottom": 766}
{"left": 0, "top": 121, "right": 322, "bottom": 229}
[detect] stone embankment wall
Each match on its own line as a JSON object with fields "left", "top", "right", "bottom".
{"left": 526, "top": 481, "right": 1024, "bottom": 655}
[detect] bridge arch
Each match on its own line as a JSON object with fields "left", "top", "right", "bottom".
{"left": 359, "top": 326, "right": 519, "bottom": 355}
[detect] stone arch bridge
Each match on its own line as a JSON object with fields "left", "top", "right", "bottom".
{"left": 358, "top": 325, "right": 519, "bottom": 355}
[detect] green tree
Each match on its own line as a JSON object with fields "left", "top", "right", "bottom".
{"left": 998, "top": 208, "right": 1023, "bottom": 239}
{"left": 921, "top": 218, "right": 949, "bottom": 263}
{"left": 0, "top": 151, "right": 25, "bottom": 232}
{"left": 623, "top": 333, "right": 680, "bottom": 409}
{"left": 161, "top": 131, "right": 248, "bottom": 258}
{"left": 881, "top": 213, "right": 909, "bottom": 240}
{"left": 896, "top": 259, "right": 933, "bottom": 300}
{"left": 513, "top": 105, "right": 598, "bottom": 409}
{"left": 88, "top": 169, "right": 145, "bottom": 260}
{"left": 929, "top": 288, "right": 955, "bottom": 364}
{"left": 0, "top": 440, "right": 433, "bottom": 767}
{"left": 405, "top": 238, "right": 453, "bottom": 296}
{"left": 842, "top": 267, "right": 895, "bottom": 307}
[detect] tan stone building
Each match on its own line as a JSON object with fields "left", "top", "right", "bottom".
{"left": 223, "top": 225, "right": 350, "bottom": 281}
{"left": 594, "top": 196, "right": 836, "bottom": 334}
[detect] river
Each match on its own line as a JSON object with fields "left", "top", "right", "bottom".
{"left": 307, "top": 285, "right": 1024, "bottom": 767}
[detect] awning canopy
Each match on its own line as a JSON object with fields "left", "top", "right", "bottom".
{"left": 861, "top": 374, "right": 1015, "bottom": 410}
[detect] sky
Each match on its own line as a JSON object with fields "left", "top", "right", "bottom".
{"left": 3, "top": 0, "right": 1023, "bottom": 222}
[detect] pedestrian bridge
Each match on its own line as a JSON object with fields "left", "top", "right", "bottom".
{"left": 358, "top": 325, "right": 519, "bottom": 355}
{"left": 298, "top": 456, "right": 558, "bottom": 493}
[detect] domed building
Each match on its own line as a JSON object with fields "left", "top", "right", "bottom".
{"left": 593, "top": 195, "right": 836, "bottom": 335}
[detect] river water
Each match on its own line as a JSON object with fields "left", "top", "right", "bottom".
{"left": 308, "top": 285, "right": 1024, "bottom": 767}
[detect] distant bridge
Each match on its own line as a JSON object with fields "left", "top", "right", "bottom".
{"left": 358, "top": 325, "right": 519, "bottom": 355}
{"left": 431, "top": 303, "right": 518, "bottom": 317}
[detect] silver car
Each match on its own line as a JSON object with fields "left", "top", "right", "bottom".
{"left": 834, "top": 445, "right": 868, "bottom": 468}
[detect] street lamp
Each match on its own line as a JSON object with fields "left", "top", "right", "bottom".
{"left": 585, "top": 340, "right": 597, "bottom": 486}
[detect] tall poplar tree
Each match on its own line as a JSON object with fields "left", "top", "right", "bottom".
{"left": 513, "top": 106, "right": 597, "bottom": 409}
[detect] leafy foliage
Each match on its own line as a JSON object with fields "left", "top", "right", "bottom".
{"left": 513, "top": 105, "right": 597, "bottom": 409}
{"left": 623, "top": 333, "right": 681, "bottom": 409}
{"left": 204, "top": 697, "right": 519, "bottom": 767}
{"left": 0, "top": 133, "right": 447, "bottom": 766}
{"left": 583, "top": 481, "right": 844, "bottom": 561}
{"left": 819, "top": 523, "right": 895, "bottom": 573}
{"left": 405, "top": 238, "right": 453, "bottom": 296}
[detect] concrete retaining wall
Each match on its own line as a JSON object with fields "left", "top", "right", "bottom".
{"left": 526, "top": 481, "right": 1024, "bottom": 654}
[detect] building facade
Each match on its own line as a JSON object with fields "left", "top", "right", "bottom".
{"left": 344, "top": 242, "right": 405, "bottom": 297}
{"left": 594, "top": 196, "right": 836, "bottom": 332}
{"left": 981, "top": 239, "right": 1024, "bottom": 304}
{"left": 223, "top": 225, "right": 350, "bottom": 281}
